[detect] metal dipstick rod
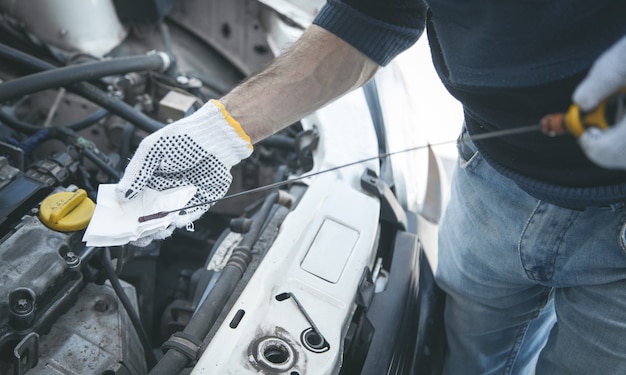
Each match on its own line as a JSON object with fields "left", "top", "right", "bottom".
{"left": 138, "top": 124, "right": 542, "bottom": 223}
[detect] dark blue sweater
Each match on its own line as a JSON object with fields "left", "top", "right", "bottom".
{"left": 314, "top": 0, "right": 626, "bottom": 209}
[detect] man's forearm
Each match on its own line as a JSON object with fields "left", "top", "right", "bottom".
{"left": 220, "top": 25, "right": 380, "bottom": 143}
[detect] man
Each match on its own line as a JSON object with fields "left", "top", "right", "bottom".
{"left": 118, "top": 1, "right": 626, "bottom": 373}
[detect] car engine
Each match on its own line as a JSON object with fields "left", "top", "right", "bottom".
{"left": 0, "top": 0, "right": 446, "bottom": 374}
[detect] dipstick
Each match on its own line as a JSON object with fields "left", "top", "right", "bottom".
{"left": 137, "top": 124, "right": 542, "bottom": 223}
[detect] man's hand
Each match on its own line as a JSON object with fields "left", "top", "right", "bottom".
{"left": 573, "top": 35, "right": 626, "bottom": 170}
{"left": 117, "top": 99, "right": 253, "bottom": 245}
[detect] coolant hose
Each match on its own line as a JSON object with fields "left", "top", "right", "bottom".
{"left": 0, "top": 43, "right": 165, "bottom": 133}
{"left": 0, "top": 52, "right": 170, "bottom": 102}
{"left": 150, "top": 191, "right": 283, "bottom": 375}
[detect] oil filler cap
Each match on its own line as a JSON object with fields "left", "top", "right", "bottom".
{"left": 39, "top": 189, "right": 95, "bottom": 232}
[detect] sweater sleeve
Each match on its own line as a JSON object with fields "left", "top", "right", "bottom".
{"left": 312, "top": 0, "right": 427, "bottom": 66}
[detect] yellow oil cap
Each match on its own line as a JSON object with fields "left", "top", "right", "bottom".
{"left": 39, "top": 189, "right": 95, "bottom": 232}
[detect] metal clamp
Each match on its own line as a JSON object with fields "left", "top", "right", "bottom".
{"left": 161, "top": 332, "right": 203, "bottom": 361}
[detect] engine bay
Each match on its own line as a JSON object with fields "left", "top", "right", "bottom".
{"left": 0, "top": 1, "right": 445, "bottom": 374}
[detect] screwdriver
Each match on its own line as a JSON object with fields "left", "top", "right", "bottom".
{"left": 540, "top": 90, "right": 626, "bottom": 137}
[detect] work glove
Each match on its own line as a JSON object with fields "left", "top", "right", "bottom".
{"left": 573, "top": 35, "right": 626, "bottom": 170}
{"left": 117, "top": 99, "right": 253, "bottom": 245}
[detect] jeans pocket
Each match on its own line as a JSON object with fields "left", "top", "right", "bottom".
{"left": 457, "top": 126, "right": 481, "bottom": 170}
{"left": 620, "top": 218, "right": 626, "bottom": 253}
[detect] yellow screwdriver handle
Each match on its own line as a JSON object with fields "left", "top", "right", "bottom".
{"left": 565, "top": 89, "right": 626, "bottom": 137}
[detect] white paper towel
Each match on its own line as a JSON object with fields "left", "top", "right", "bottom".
{"left": 83, "top": 184, "right": 196, "bottom": 246}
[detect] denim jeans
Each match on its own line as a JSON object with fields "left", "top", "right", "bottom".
{"left": 435, "top": 131, "right": 626, "bottom": 374}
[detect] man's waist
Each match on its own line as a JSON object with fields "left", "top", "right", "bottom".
{"left": 463, "top": 132, "right": 626, "bottom": 210}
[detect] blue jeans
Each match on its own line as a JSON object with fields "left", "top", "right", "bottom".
{"left": 435, "top": 131, "right": 626, "bottom": 374}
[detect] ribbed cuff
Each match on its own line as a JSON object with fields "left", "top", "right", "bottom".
{"left": 476, "top": 141, "right": 626, "bottom": 209}
{"left": 313, "top": 0, "right": 424, "bottom": 66}
{"left": 501, "top": 166, "right": 626, "bottom": 210}
{"left": 210, "top": 99, "right": 252, "bottom": 149}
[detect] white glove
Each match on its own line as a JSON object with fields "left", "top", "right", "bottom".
{"left": 117, "top": 99, "right": 253, "bottom": 245}
{"left": 573, "top": 35, "right": 626, "bottom": 170}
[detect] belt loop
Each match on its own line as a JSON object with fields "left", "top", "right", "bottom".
{"left": 599, "top": 202, "right": 625, "bottom": 211}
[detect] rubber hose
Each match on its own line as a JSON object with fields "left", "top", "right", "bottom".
{"left": 159, "top": 22, "right": 177, "bottom": 76}
{"left": 117, "top": 122, "right": 136, "bottom": 171}
{"left": 0, "top": 107, "right": 42, "bottom": 133}
{"left": 0, "top": 53, "right": 169, "bottom": 102}
{"left": 261, "top": 134, "right": 296, "bottom": 151}
{"left": 0, "top": 106, "right": 108, "bottom": 134}
{"left": 82, "top": 148, "right": 121, "bottom": 181}
{"left": 149, "top": 192, "right": 280, "bottom": 374}
{"left": 5, "top": 128, "right": 51, "bottom": 156}
{"left": 66, "top": 108, "right": 109, "bottom": 131}
{"left": 0, "top": 43, "right": 164, "bottom": 133}
{"left": 101, "top": 248, "right": 158, "bottom": 370}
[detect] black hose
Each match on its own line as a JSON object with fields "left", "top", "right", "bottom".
{"left": 102, "top": 248, "right": 158, "bottom": 370}
{"left": 82, "top": 148, "right": 121, "bottom": 181}
{"left": 0, "top": 52, "right": 169, "bottom": 102}
{"left": 0, "top": 42, "right": 59, "bottom": 72}
{"left": 0, "top": 106, "right": 108, "bottom": 134}
{"left": 261, "top": 134, "right": 296, "bottom": 151}
{"left": 149, "top": 266, "right": 240, "bottom": 374}
{"left": 4, "top": 128, "right": 51, "bottom": 157}
{"left": 117, "top": 122, "right": 136, "bottom": 171}
{"left": 150, "top": 192, "right": 281, "bottom": 374}
{"left": 194, "top": 73, "right": 231, "bottom": 97}
{"left": 159, "top": 23, "right": 174, "bottom": 58}
{"left": 69, "top": 80, "right": 164, "bottom": 133}
{"left": 66, "top": 108, "right": 109, "bottom": 131}
{"left": 0, "top": 107, "right": 42, "bottom": 133}
{"left": 159, "top": 22, "right": 177, "bottom": 76}
{"left": 0, "top": 43, "right": 165, "bottom": 133}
